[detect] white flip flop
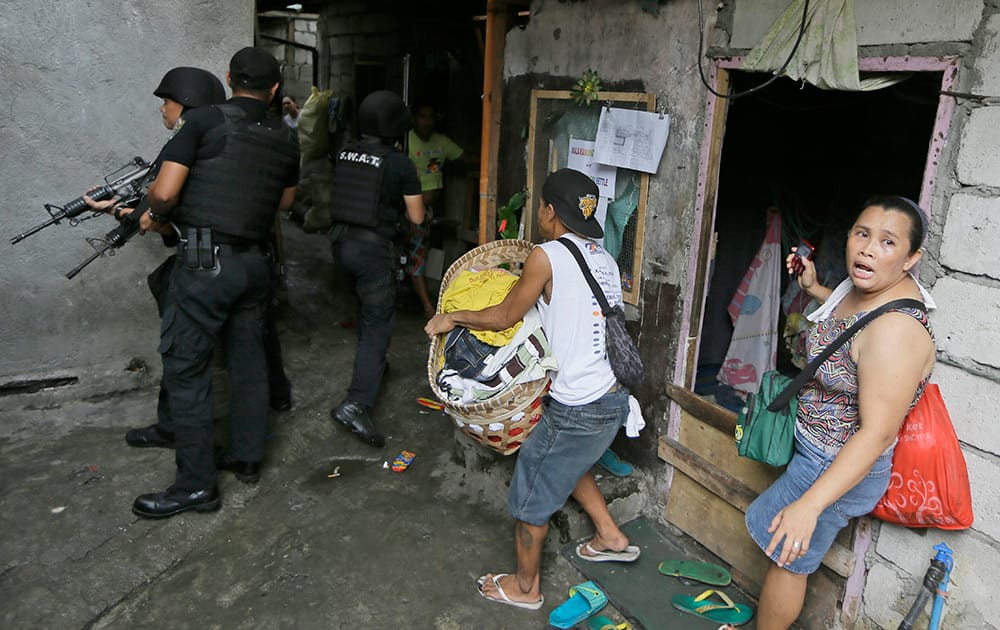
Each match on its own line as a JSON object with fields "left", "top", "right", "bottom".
{"left": 576, "top": 542, "right": 641, "bottom": 563}
{"left": 476, "top": 573, "right": 545, "bottom": 610}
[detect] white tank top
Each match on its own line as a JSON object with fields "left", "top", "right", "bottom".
{"left": 537, "top": 234, "right": 622, "bottom": 405}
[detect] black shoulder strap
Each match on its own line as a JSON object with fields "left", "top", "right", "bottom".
{"left": 768, "top": 297, "right": 927, "bottom": 410}
{"left": 557, "top": 237, "right": 613, "bottom": 315}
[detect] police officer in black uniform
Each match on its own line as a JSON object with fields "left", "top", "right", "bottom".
{"left": 130, "top": 47, "right": 299, "bottom": 519}
{"left": 329, "top": 90, "right": 425, "bottom": 447}
{"left": 86, "top": 67, "right": 227, "bottom": 443}
{"left": 91, "top": 67, "right": 292, "bottom": 455}
{"left": 116, "top": 67, "right": 226, "bottom": 441}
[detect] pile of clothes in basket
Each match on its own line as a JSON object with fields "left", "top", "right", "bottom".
{"left": 436, "top": 268, "right": 556, "bottom": 403}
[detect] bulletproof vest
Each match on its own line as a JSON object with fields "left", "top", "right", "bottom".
{"left": 174, "top": 104, "right": 298, "bottom": 241}
{"left": 329, "top": 140, "right": 393, "bottom": 228}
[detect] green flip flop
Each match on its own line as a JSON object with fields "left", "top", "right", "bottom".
{"left": 658, "top": 559, "right": 732, "bottom": 586}
{"left": 586, "top": 614, "right": 633, "bottom": 629}
{"left": 671, "top": 589, "right": 754, "bottom": 626}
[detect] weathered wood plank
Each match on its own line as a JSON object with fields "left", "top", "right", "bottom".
{"left": 665, "top": 382, "right": 737, "bottom": 436}
{"left": 660, "top": 435, "right": 856, "bottom": 578}
{"left": 664, "top": 472, "right": 769, "bottom": 593}
{"left": 677, "top": 410, "right": 780, "bottom": 495}
{"left": 659, "top": 436, "right": 758, "bottom": 511}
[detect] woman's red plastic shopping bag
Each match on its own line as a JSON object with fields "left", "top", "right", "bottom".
{"left": 871, "top": 384, "right": 974, "bottom": 530}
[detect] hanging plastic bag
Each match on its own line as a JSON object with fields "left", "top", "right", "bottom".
{"left": 297, "top": 86, "right": 332, "bottom": 162}
{"left": 871, "top": 384, "right": 974, "bottom": 530}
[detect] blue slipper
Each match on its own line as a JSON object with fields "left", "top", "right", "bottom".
{"left": 549, "top": 580, "right": 608, "bottom": 629}
{"left": 596, "top": 449, "right": 633, "bottom": 477}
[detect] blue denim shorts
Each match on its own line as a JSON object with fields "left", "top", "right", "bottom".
{"left": 508, "top": 388, "right": 628, "bottom": 526}
{"left": 444, "top": 327, "right": 498, "bottom": 380}
{"left": 745, "top": 427, "right": 892, "bottom": 574}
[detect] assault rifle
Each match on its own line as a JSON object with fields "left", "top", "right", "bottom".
{"left": 9, "top": 157, "right": 153, "bottom": 245}
{"left": 64, "top": 197, "right": 153, "bottom": 279}
{"left": 64, "top": 160, "right": 164, "bottom": 279}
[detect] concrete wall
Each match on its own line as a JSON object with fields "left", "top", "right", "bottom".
{"left": 729, "top": 0, "right": 984, "bottom": 49}
{"left": 891, "top": 4, "right": 1000, "bottom": 627}
{"left": 503, "top": 0, "right": 709, "bottom": 471}
{"left": 325, "top": 2, "right": 402, "bottom": 103}
{"left": 260, "top": 13, "right": 321, "bottom": 103}
{"left": 504, "top": 0, "right": 998, "bottom": 628}
{"left": 0, "top": 2, "right": 253, "bottom": 402}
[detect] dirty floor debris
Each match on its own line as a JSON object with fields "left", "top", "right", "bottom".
{"left": 0, "top": 218, "right": 712, "bottom": 628}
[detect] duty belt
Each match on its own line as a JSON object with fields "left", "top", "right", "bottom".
{"left": 338, "top": 224, "right": 393, "bottom": 247}
{"left": 211, "top": 231, "right": 269, "bottom": 251}
{"left": 214, "top": 242, "right": 269, "bottom": 256}
{"left": 178, "top": 226, "right": 269, "bottom": 272}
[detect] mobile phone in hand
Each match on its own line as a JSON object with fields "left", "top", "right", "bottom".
{"left": 791, "top": 239, "right": 815, "bottom": 275}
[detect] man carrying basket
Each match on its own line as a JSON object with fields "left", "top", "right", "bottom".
{"left": 425, "top": 168, "right": 638, "bottom": 611}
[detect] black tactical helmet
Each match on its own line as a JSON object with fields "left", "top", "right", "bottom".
{"left": 153, "top": 67, "right": 227, "bottom": 109}
{"left": 357, "top": 90, "right": 412, "bottom": 139}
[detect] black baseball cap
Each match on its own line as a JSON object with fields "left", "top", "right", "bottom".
{"left": 542, "top": 168, "right": 603, "bottom": 238}
{"left": 229, "top": 47, "right": 281, "bottom": 90}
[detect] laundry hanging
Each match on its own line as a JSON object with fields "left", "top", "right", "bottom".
{"left": 718, "top": 208, "right": 783, "bottom": 394}
{"left": 742, "top": 0, "right": 908, "bottom": 92}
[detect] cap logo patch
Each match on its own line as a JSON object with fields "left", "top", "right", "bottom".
{"left": 578, "top": 194, "right": 597, "bottom": 219}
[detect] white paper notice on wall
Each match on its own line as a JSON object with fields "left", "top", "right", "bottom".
{"left": 566, "top": 137, "right": 617, "bottom": 197}
{"left": 594, "top": 107, "right": 670, "bottom": 174}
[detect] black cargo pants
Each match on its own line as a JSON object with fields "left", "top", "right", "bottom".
{"left": 158, "top": 244, "right": 272, "bottom": 491}
{"left": 330, "top": 226, "right": 396, "bottom": 410}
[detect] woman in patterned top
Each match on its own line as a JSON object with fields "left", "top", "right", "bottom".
{"left": 745, "top": 196, "right": 936, "bottom": 630}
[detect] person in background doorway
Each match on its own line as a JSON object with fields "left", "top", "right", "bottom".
{"left": 282, "top": 95, "right": 300, "bottom": 128}
{"left": 406, "top": 100, "right": 477, "bottom": 318}
{"left": 745, "top": 196, "right": 935, "bottom": 629}
{"left": 425, "top": 169, "right": 638, "bottom": 612}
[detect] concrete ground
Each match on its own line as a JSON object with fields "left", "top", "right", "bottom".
{"left": 0, "top": 217, "right": 655, "bottom": 629}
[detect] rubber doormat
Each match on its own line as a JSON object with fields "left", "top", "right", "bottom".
{"left": 561, "top": 516, "right": 752, "bottom": 630}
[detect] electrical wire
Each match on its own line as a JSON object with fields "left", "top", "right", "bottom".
{"left": 697, "top": 0, "right": 811, "bottom": 100}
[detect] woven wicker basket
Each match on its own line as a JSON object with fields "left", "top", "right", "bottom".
{"left": 427, "top": 239, "right": 550, "bottom": 455}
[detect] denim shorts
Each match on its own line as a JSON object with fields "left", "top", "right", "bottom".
{"left": 444, "top": 327, "right": 498, "bottom": 380}
{"left": 508, "top": 388, "right": 628, "bottom": 526}
{"left": 745, "top": 427, "right": 892, "bottom": 575}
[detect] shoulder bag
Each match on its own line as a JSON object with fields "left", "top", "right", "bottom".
{"left": 736, "top": 298, "right": 926, "bottom": 467}
{"left": 557, "top": 238, "right": 644, "bottom": 389}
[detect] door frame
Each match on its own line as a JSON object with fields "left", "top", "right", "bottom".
{"left": 665, "top": 53, "right": 960, "bottom": 625}
{"left": 671, "top": 53, "right": 960, "bottom": 417}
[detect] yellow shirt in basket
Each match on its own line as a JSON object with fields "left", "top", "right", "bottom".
{"left": 440, "top": 269, "right": 522, "bottom": 346}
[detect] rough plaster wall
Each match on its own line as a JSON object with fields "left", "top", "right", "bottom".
{"left": 505, "top": 1, "right": 708, "bottom": 464}
{"left": 729, "top": 0, "right": 984, "bottom": 50}
{"left": 0, "top": 1, "right": 252, "bottom": 396}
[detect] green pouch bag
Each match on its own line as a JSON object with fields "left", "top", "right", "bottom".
{"left": 736, "top": 370, "right": 796, "bottom": 467}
